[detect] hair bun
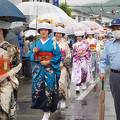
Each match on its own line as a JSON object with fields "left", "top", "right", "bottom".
{"left": 37, "top": 19, "right": 53, "bottom": 24}
{"left": 56, "top": 23, "right": 65, "bottom": 28}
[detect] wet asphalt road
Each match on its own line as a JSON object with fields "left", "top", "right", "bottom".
{"left": 17, "top": 78, "right": 98, "bottom": 120}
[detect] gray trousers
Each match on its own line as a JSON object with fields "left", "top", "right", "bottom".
{"left": 110, "top": 72, "right": 120, "bottom": 120}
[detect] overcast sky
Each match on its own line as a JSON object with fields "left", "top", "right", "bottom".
{"left": 61, "top": 0, "right": 110, "bottom": 5}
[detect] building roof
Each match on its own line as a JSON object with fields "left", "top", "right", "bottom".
{"left": 71, "top": 0, "right": 120, "bottom": 19}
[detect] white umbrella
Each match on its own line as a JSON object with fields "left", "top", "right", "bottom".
{"left": 66, "top": 22, "right": 90, "bottom": 35}
{"left": 80, "top": 21, "right": 103, "bottom": 31}
{"left": 24, "top": 30, "right": 40, "bottom": 37}
{"left": 29, "top": 14, "right": 76, "bottom": 28}
{"left": 10, "top": 22, "right": 24, "bottom": 29}
{"left": 17, "top": 2, "right": 74, "bottom": 30}
{"left": 17, "top": 2, "right": 68, "bottom": 17}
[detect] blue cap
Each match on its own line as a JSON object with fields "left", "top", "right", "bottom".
{"left": 110, "top": 18, "right": 120, "bottom": 27}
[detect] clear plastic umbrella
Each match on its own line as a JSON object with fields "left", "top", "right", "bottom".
{"left": 17, "top": 2, "right": 68, "bottom": 17}
{"left": 24, "top": 30, "right": 40, "bottom": 37}
{"left": 29, "top": 14, "right": 76, "bottom": 28}
{"left": 66, "top": 22, "right": 90, "bottom": 35}
{"left": 80, "top": 21, "right": 103, "bottom": 31}
{"left": 17, "top": 2, "right": 73, "bottom": 30}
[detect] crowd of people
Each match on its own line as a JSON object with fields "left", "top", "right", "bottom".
{"left": 1, "top": 17, "right": 120, "bottom": 120}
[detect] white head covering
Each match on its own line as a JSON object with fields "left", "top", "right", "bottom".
{"left": 37, "top": 22, "right": 53, "bottom": 30}
{"left": 87, "top": 31, "right": 95, "bottom": 35}
{"left": 74, "top": 31, "right": 84, "bottom": 36}
{"left": 24, "top": 30, "right": 40, "bottom": 37}
{"left": 53, "top": 26, "right": 66, "bottom": 34}
{"left": 0, "top": 20, "right": 11, "bottom": 29}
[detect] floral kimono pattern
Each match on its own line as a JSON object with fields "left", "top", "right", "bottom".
{"left": 71, "top": 40, "right": 92, "bottom": 86}
{"left": 87, "top": 38, "right": 99, "bottom": 79}
{"left": 0, "top": 41, "right": 21, "bottom": 120}
{"left": 28, "top": 38, "right": 61, "bottom": 112}
{"left": 56, "top": 38, "right": 71, "bottom": 100}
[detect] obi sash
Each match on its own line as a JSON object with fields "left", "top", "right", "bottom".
{"left": 0, "top": 56, "right": 10, "bottom": 75}
{"left": 89, "top": 44, "right": 96, "bottom": 52}
{"left": 34, "top": 52, "right": 53, "bottom": 61}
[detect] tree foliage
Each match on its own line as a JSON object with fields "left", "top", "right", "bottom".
{"left": 60, "top": 3, "right": 72, "bottom": 17}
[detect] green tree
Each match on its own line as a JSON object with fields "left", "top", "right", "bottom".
{"left": 60, "top": 3, "right": 72, "bottom": 17}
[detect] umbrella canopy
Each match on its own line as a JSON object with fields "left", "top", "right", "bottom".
{"left": 80, "top": 21, "right": 103, "bottom": 31}
{"left": 0, "top": 0, "right": 26, "bottom": 22}
{"left": 24, "top": 30, "right": 40, "bottom": 37}
{"left": 66, "top": 22, "right": 90, "bottom": 35}
{"left": 29, "top": 14, "right": 76, "bottom": 29}
{"left": 17, "top": 2, "right": 68, "bottom": 17}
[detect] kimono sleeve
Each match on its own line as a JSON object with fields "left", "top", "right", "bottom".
{"left": 26, "top": 42, "right": 35, "bottom": 61}
{"left": 64, "top": 42, "right": 71, "bottom": 68}
{"left": 7, "top": 45, "right": 20, "bottom": 67}
{"left": 72, "top": 44, "right": 77, "bottom": 57}
{"left": 50, "top": 42, "right": 61, "bottom": 70}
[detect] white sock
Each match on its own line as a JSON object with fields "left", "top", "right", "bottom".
{"left": 76, "top": 86, "right": 80, "bottom": 91}
{"left": 42, "top": 112, "right": 50, "bottom": 120}
{"left": 60, "top": 100, "right": 66, "bottom": 109}
{"left": 81, "top": 83, "right": 87, "bottom": 90}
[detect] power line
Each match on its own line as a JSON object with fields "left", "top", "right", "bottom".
{"left": 70, "top": 5, "right": 120, "bottom": 7}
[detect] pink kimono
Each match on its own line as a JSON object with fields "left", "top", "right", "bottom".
{"left": 71, "top": 40, "right": 92, "bottom": 86}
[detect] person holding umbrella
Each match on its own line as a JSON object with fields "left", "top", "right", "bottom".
{"left": 99, "top": 18, "right": 120, "bottom": 120}
{"left": 0, "top": 20, "right": 21, "bottom": 120}
{"left": 28, "top": 20, "right": 61, "bottom": 120}
{"left": 53, "top": 25, "right": 71, "bottom": 109}
{"left": 71, "top": 31, "right": 91, "bottom": 94}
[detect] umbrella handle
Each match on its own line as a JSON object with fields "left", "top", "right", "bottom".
{"left": 102, "top": 80, "right": 104, "bottom": 90}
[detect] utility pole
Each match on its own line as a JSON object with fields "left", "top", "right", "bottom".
{"left": 65, "top": 0, "right": 67, "bottom": 12}
{"left": 100, "top": 0, "right": 103, "bottom": 25}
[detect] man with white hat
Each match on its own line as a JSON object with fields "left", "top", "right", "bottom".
{"left": 54, "top": 26, "right": 71, "bottom": 109}
{"left": 29, "top": 20, "right": 61, "bottom": 120}
{"left": 0, "top": 20, "right": 21, "bottom": 120}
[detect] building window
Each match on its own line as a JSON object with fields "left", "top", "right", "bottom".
{"left": 78, "top": 16, "right": 81, "bottom": 22}
{"left": 32, "top": 0, "right": 42, "bottom": 1}
{"left": 72, "top": 15, "right": 76, "bottom": 20}
{"left": 22, "top": 0, "right": 29, "bottom": 2}
{"left": 46, "top": 0, "right": 49, "bottom": 2}
{"left": 83, "top": 17, "right": 86, "bottom": 21}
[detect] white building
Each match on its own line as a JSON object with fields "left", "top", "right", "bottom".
{"left": 9, "top": 0, "right": 22, "bottom": 5}
{"left": 25, "top": 0, "right": 53, "bottom": 4}
{"left": 10, "top": 0, "right": 54, "bottom": 4}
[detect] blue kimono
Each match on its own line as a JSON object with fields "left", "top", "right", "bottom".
{"left": 28, "top": 38, "right": 61, "bottom": 112}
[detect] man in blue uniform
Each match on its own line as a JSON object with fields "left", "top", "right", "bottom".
{"left": 99, "top": 18, "right": 120, "bottom": 120}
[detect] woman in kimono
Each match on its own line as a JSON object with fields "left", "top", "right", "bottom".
{"left": 53, "top": 26, "right": 71, "bottom": 109}
{"left": 0, "top": 21, "right": 21, "bottom": 120}
{"left": 28, "top": 20, "right": 61, "bottom": 120}
{"left": 71, "top": 31, "right": 91, "bottom": 94}
{"left": 86, "top": 31, "right": 98, "bottom": 82}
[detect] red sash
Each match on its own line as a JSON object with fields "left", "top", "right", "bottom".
{"left": 0, "top": 57, "right": 10, "bottom": 75}
{"left": 90, "top": 44, "right": 96, "bottom": 52}
{"left": 34, "top": 52, "right": 53, "bottom": 61}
